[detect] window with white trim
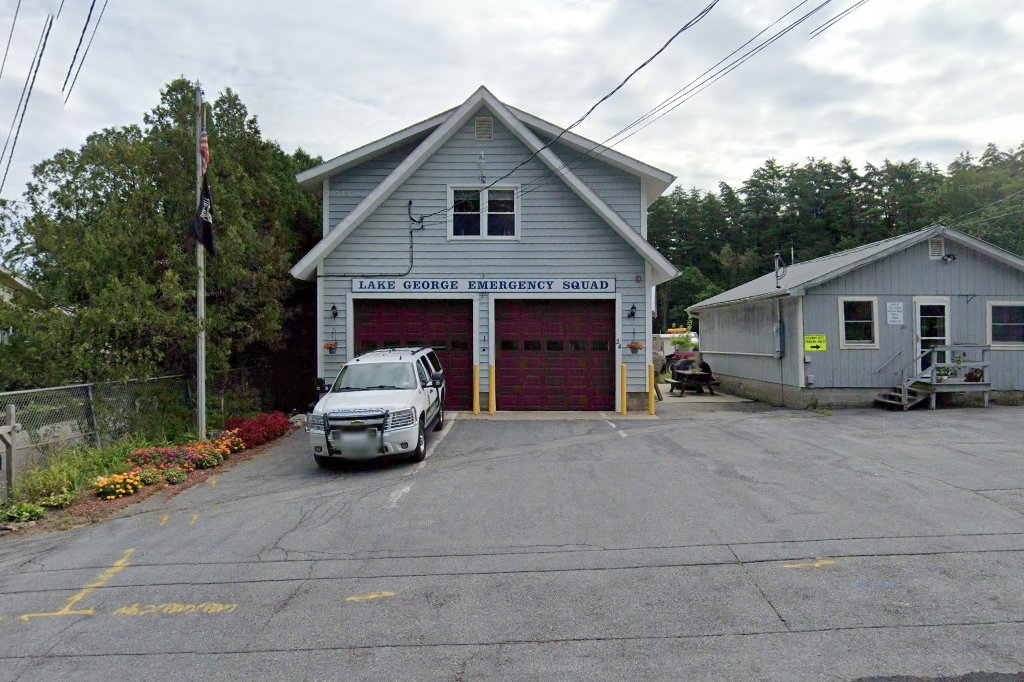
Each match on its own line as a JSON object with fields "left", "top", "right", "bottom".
{"left": 989, "top": 302, "right": 1024, "bottom": 347}
{"left": 449, "top": 187, "right": 518, "bottom": 239}
{"left": 838, "top": 296, "right": 878, "bottom": 348}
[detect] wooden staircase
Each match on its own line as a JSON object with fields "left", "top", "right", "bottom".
{"left": 874, "top": 345, "right": 992, "bottom": 411}
{"left": 873, "top": 381, "right": 930, "bottom": 411}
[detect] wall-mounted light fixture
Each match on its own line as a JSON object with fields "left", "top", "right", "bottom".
{"left": 477, "top": 152, "right": 486, "bottom": 183}
{"left": 941, "top": 253, "right": 957, "bottom": 263}
{"left": 330, "top": 305, "right": 338, "bottom": 318}
{"left": 627, "top": 304, "right": 637, "bottom": 318}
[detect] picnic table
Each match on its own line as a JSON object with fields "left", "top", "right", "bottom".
{"left": 667, "top": 369, "right": 718, "bottom": 396}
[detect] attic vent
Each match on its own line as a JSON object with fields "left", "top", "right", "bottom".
{"left": 928, "top": 237, "right": 945, "bottom": 260}
{"left": 475, "top": 117, "right": 493, "bottom": 141}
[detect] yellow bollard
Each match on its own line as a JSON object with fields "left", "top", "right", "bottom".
{"left": 648, "top": 364, "right": 656, "bottom": 415}
{"left": 620, "top": 363, "right": 627, "bottom": 416}
{"left": 489, "top": 365, "right": 496, "bottom": 415}
{"left": 472, "top": 364, "right": 480, "bottom": 415}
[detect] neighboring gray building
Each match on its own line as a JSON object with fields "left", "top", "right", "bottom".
{"left": 687, "top": 225, "right": 1024, "bottom": 408}
{"left": 290, "top": 86, "right": 678, "bottom": 412}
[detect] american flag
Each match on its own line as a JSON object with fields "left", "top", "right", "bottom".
{"left": 199, "top": 119, "right": 210, "bottom": 176}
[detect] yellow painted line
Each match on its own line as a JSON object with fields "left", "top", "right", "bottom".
{"left": 190, "top": 514, "right": 200, "bottom": 525}
{"left": 783, "top": 558, "right": 836, "bottom": 569}
{"left": 159, "top": 514, "right": 171, "bottom": 527}
{"left": 344, "top": 591, "right": 395, "bottom": 603}
{"left": 18, "top": 549, "right": 135, "bottom": 622}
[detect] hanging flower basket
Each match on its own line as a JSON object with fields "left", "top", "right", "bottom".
{"left": 323, "top": 342, "right": 337, "bottom": 355}
{"left": 627, "top": 341, "right": 644, "bottom": 355}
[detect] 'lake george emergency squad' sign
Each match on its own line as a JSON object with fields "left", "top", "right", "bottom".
{"left": 352, "top": 278, "right": 616, "bottom": 293}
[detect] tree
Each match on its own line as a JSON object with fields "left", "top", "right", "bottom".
{"left": 0, "top": 79, "right": 321, "bottom": 390}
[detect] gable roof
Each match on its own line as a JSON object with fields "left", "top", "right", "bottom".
{"left": 296, "top": 99, "right": 675, "bottom": 203}
{"left": 687, "top": 225, "right": 1024, "bottom": 313}
{"left": 0, "top": 266, "right": 31, "bottom": 293}
{"left": 290, "top": 86, "right": 680, "bottom": 284}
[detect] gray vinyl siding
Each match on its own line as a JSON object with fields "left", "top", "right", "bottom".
{"left": 320, "top": 105, "right": 649, "bottom": 392}
{"left": 549, "top": 141, "right": 642, "bottom": 233}
{"left": 326, "top": 138, "right": 426, "bottom": 235}
{"left": 804, "top": 240, "right": 1024, "bottom": 390}
{"left": 697, "top": 298, "right": 801, "bottom": 387}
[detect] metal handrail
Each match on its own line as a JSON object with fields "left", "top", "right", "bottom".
{"left": 873, "top": 348, "right": 903, "bottom": 374}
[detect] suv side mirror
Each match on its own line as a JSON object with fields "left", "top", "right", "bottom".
{"left": 315, "top": 377, "right": 328, "bottom": 393}
{"left": 430, "top": 371, "right": 444, "bottom": 388}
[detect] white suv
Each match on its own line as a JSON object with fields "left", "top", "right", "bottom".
{"left": 307, "top": 347, "right": 446, "bottom": 466}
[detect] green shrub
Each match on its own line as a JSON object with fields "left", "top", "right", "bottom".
{"left": 13, "top": 438, "right": 157, "bottom": 504}
{"left": 2, "top": 502, "right": 46, "bottom": 522}
{"left": 39, "top": 491, "right": 78, "bottom": 509}
{"left": 136, "top": 466, "right": 163, "bottom": 486}
{"left": 164, "top": 467, "right": 187, "bottom": 485}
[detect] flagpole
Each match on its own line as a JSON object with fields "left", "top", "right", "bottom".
{"left": 195, "top": 83, "right": 207, "bottom": 439}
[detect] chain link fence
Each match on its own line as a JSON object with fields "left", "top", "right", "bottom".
{"left": 0, "top": 368, "right": 268, "bottom": 502}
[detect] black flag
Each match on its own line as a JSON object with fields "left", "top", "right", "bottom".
{"left": 193, "top": 173, "right": 215, "bottom": 256}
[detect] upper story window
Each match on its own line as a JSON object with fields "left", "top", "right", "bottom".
{"left": 838, "top": 296, "right": 879, "bottom": 349}
{"left": 449, "top": 186, "right": 519, "bottom": 240}
{"left": 988, "top": 301, "right": 1024, "bottom": 348}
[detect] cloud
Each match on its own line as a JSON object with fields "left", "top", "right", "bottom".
{"left": 0, "top": 0, "right": 1020, "bottom": 200}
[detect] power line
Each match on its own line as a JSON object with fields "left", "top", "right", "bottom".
{"left": 64, "top": 0, "right": 108, "bottom": 104}
{"left": 952, "top": 205, "right": 1024, "bottom": 229}
{"left": 514, "top": 0, "right": 835, "bottom": 202}
{"left": 947, "top": 188, "right": 1024, "bottom": 224}
{"left": 0, "top": 14, "right": 46, "bottom": 174}
{"left": 412, "top": 0, "right": 720, "bottom": 223}
{"left": 0, "top": 0, "right": 22, "bottom": 87}
{"left": 809, "top": 0, "right": 870, "bottom": 39}
{"left": 0, "top": 14, "right": 53, "bottom": 195}
{"left": 61, "top": 0, "right": 95, "bottom": 92}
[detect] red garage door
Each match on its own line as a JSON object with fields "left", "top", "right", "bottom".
{"left": 495, "top": 300, "right": 615, "bottom": 411}
{"left": 353, "top": 299, "right": 473, "bottom": 410}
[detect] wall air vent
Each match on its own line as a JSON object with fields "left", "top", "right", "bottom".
{"left": 928, "top": 237, "right": 945, "bottom": 260}
{"left": 475, "top": 116, "right": 493, "bottom": 141}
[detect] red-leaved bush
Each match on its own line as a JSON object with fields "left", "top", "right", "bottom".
{"left": 233, "top": 411, "right": 292, "bottom": 448}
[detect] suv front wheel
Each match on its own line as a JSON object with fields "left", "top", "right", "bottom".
{"left": 409, "top": 419, "right": 426, "bottom": 462}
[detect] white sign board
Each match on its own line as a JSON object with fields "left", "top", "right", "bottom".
{"left": 886, "top": 301, "right": 904, "bottom": 325}
{"left": 352, "top": 278, "right": 616, "bottom": 294}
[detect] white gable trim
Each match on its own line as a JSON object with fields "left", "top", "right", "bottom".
{"left": 290, "top": 87, "right": 680, "bottom": 284}
{"left": 508, "top": 105, "right": 675, "bottom": 205}
{"left": 295, "top": 109, "right": 452, "bottom": 190}
{"left": 942, "top": 227, "right": 1024, "bottom": 273}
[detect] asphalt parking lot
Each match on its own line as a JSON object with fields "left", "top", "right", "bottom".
{"left": 1, "top": 404, "right": 1023, "bottom": 680}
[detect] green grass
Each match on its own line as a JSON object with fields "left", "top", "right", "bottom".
{"left": 11, "top": 437, "right": 159, "bottom": 505}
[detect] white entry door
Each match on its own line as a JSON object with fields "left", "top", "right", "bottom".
{"left": 914, "top": 297, "right": 950, "bottom": 375}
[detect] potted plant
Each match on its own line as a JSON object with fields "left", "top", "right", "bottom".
{"left": 323, "top": 342, "right": 337, "bottom": 355}
{"left": 965, "top": 367, "right": 984, "bottom": 382}
{"left": 627, "top": 340, "right": 644, "bottom": 355}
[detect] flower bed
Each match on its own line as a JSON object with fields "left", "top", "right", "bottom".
{"left": 86, "top": 417, "right": 291, "bottom": 502}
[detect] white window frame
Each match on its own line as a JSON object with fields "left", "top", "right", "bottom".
{"left": 838, "top": 296, "right": 880, "bottom": 349}
{"left": 446, "top": 185, "right": 521, "bottom": 241}
{"left": 987, "top": 300, "right": 1024, "bottom": 350}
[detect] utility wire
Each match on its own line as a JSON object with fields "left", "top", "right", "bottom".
{"left": 952, "top": 205, "right": 1024, "bottom": 229}
{"left": 0, "top": 0, "right": 22, "bottom": 87}
{"left": 514, "top": 0, "right": 834, "bottom": 201}
{"left": 946, "top": 188, "right": 1024, "bottom": 224}
{"left": 809, "top": 0, "right": 870, "bottom": 39}
{"left": 412, "top": 0, "right": 720, "bottom": 223}
{"left": 0, "top": 14, "right": 53, "bottom": 195}
{"left": 64, "top": 0, "right": 108, "bottom": 104}
{"left": 56, "top": 0, "right": 65, "bottom": 21}
{"left": 0, "top": 14, "right": 46, "bottom": 175}
{"left": 61, "top": 0, "right": 95, "bottom": 92}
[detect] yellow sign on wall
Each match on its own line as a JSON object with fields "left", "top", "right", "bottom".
{"left": 804, "top": 335, "right": 828, "bottom": 352}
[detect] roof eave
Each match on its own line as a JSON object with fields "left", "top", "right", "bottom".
{"left": 687, "top": 290, "right": 791, "bottom": 314}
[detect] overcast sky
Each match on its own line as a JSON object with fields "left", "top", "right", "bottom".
{"left": 0, "top": 0, "right": 1021, "bottom": 203}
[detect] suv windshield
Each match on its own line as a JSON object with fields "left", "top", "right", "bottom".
{"left": 332, "top": 362, "right": 417, "bottom": 391}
